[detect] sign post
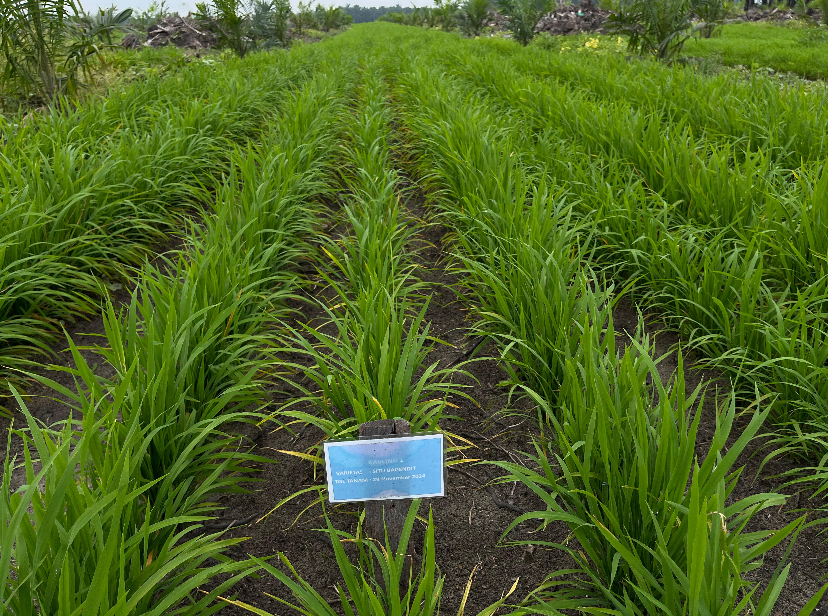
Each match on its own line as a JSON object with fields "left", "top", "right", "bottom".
{"left": 323, "top": 419, "right": 445, "bottom": 553}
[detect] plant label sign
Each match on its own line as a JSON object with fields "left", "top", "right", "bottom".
{"left": 324, "top": 433, "right": 444, "bottom": 503}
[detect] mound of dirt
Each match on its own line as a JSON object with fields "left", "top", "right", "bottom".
{"left": 120, "top": 33, "right": 142, "bottom": 49}
{"left": 146, "top": 15, "right": 218, "bottom": 49}
{"left": 535, "top": 0, "right": 611, "bottom": 35}
{"left": 482, "top": 10, "right": 510, "bottom": 29}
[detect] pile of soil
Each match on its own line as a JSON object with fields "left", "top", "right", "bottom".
{"left": 535, "top": 0, "right": 611, "bottom": 35}
{"left": 145, "top": 15, "right": 218, "bottom": 49}
{"left": 482, "top": 9, "right": 510, "bottom": 30}
{"left": 120, "top": 33, "right": 142, "bottom": 49}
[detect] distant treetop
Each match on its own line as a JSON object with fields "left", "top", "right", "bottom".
{"left": 339, "top": 5, "right": 416, "bottom": 22}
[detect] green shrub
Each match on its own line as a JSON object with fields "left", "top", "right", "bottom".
{"left": 0, "top": 0, "right": 131, "bottom": 104}
{"left": 460, "top": 0, "right": 490, "bottom": 35}
{"left": 607, "top": 0, "right": 702, "bottom": 59}
{"left": 530, "top": 30, "right": 558, "bottom": 49}
{"left": 251, "top": 0, "right": 292, "bottom": 47}
{"left": 195, "top": 0, "right": 252, "bottom": 57}
{"left": 693, "top": 0, "right": 728, "bottom": 38}
{"left": 495, "top": 0, "right": 554, "bottom": 45}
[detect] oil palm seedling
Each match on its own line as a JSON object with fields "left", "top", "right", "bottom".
{"left": 495, "top": 0, "right": 554, "bottom": 45}
{"left": 459, "top": 0, "right": 490, "bottom": 35}
{"left": 0, "top": 0, "right": 131, "bottom": 104}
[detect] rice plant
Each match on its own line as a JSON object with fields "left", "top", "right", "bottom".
{"left": 232, "top": 501, "right": 527, "bottom": 616}
{"left": 1, "top": 50, "right": 356, "bottom": 614}
{"left": 275, "top": 64, "right": 466, "bottom": 444}
{"left": 381, "top": 27, "right": 825, "bottom": 611}
{"left": 393, "top": 31, "right": 828, "bottom": 463}
{"left": 0, "top": 389, "right": 259, "bottom": 616}
{"left": 494, "top": 321, "right": 801, "bottom": 613}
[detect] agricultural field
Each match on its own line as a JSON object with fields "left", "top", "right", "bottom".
{"left": 3, "top": 20, "right": 828, "bottom": 616}
{"left": 683, "top": 21, "right": 828, "bottom": 78}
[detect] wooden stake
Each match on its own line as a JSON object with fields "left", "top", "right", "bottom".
{"left": 359, "top": 418, "right": 411, "bottom": 554}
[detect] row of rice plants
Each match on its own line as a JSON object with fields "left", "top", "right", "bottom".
{"left": 470, "top": 35, "right": 828, "bottom": 169}
{"left": 450, "top": 52, "right": 812, "bottom": 237}
{"left": 385, "top": 37, "right": 827, "bottom": 615}
{"left": 0, "top": 54, "right": 356, "bottom": 615}
{"left": 245, "top": 59, "right": 495, "bottom": 616}
{"left": 276, "top": 60, "right": 464, "bottom": 446}
{"left": 448, "top": 50, "right": 828, "bottom": 464}
{"left": 444, "top": 47, "right": 828, "bottom": 294}
{"left": 385, "top": 29, "right": 826, "bottom": 296}
{"left": 383, "top": 30, "right": 828, "bottom": 468}
{"left": 0, "top": 45, "right": 329, "bottom": 403}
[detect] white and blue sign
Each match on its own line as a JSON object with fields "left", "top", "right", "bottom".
{"left": 324, "top": 433, "right": 445, "bottom": 503}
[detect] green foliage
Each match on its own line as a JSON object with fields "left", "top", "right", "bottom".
{"left": 131, "top": 0, "right": 171, "bottom": 29}
{"left": 0, "top": 0, "right": 131, "bottom": 105}
{"left": 251, "top": 0, "right": 292, "bottom": 46}
{"left": 683, "top": 22, "right": 828, "bottom": 77}
{"left": 387, "top": 25, "right": 828, "bottom": 608}
{"left": 496, "top": 324, "right": 804, "bottom": 613}
{"left": 693, "top": 0, "right": 727, "bottom": 38}
{"left": 195, "top": 0, "right": 252, "bottom": 57}
{"left": 460, "top": 0, "right": 490, "bottom": 35}
{"left": 433, "top": 0, "right": 460, "bottom": 30}
{"left": 275, "top": 66, "right": 466, "bottom": 447}
{"left": 495, "top": 0, "right": 554, "bottom": 45}
{"left": 311, "top": 3, "right": 350, "bottom": 30}
{"left": 0, "top": 47, "right": 311, "bottom": 404}
{"left": 292, "top": 0, "right": 316, "bottom": 35}
{"left": 1, "top": 39, "right": 353, "bottom": 614}
{"left": 72, "top": 6, "right": 134, "bottom": 45}
{"left": 0, "top": 392, "right": 259, "bottom": 616}
{"left": 7, "top": 21, "right": 828, "bottom": 616}
{"left": 607, "top": 0, "right": 705, "bottom": 59}
{"left": 799, "top": 25, "right": 828, "bottom": 44}
{"left": 529, "top": 30, "right": 557, "bottom": 49}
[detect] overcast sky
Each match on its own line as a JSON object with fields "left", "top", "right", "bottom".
{"left": 82, "top": 0, "right": 434, "bottom": 15}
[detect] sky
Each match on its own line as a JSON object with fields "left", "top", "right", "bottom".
{"left": 83, "top": 0, "right": 434, "bottom": 16}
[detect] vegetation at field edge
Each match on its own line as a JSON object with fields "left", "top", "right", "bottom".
{"left": 683, "top": 22, "right": 828, "bottom": 79}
